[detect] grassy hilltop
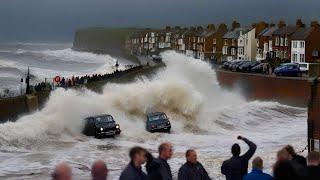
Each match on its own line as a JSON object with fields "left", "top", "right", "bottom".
{"left": 72, "top": 27, "right": 140, "bottom": 62}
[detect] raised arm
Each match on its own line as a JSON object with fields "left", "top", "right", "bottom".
{"left": 239, "top": 136, "right": 257, "bottom": 161}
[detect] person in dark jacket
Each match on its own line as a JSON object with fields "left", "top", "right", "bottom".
{"left": 221, "top": 136, "right": 257, "bottom": 180}
{"left": 178, "top": 149, "right": 211, "bottom": 180}
{"left": 243, "top": 156, "right": 272, "bottom": 180}
{"left": 276, "top": 148, "right": 307, "bottom": 178}
{"left": 120, "top": 146, "right": 148, "bottom": 180}
{"left": 284, "top": 145, "right": 307, "bottom": 166}
{"left": 273, "top": 160, "right": 300, "bottom": 180}
{"left": 306, "top": 151, "right": 320, "bottom": 180}
{"left": 146, "top": 143, "right": 173, "bottom": 180}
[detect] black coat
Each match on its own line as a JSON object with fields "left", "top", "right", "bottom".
{"left": 119, "top": 162, "right": 148, "bottom": 180}
{"left": 292, "top": 154, "right": 307, "bottom": 166}
{"left": 306, "top": 166, "right": 320, "bottom": 180}
{"left": 221, "top": 138, "right": 257, "bottom": 180}
{"left": 178, "top": 162, "right": 211, "bottom": 180}
{"left": 146, "top": 153, "right": 173, "bottom": 180}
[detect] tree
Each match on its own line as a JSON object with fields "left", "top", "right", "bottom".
{"left": 311, "top": 21, "right": 320, "bottom": 29}
{"left": 174, "top": 26, "right": 181, "bottom": 30}
{"left": 231, "top": 20, "right": 240, "bottom": 30}
{"left": 165, "top": 26, "right": 171, "bottom": 31}
{"left": 296, "top": 19, "right": 305, "bottom": 28}
{"left": 207, "top": 24, "right": 216, "bottom": 31}
{"left": 196, "top": 26, "right": 204, "bottom": 31}
{"left": 255, "top": 21, "right": 269, "bottom": 35}
{"left": 278, "top": 20, "right": 286, "bottom": 28}
{"left": 217, "top": 23, "right": 228, "bottom": 32}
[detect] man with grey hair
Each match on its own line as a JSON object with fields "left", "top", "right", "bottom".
{"left": 243, "top": 156, "right": 272, "bottom": 180}
{"left": 52, "top": 162, "right": 72, "bottom": 180}
{"left": 146, "top": 142, "right": 173, "bottom": 180}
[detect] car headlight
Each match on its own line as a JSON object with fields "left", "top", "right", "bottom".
{"left": 116, "top": 125, "right": 120, "bottom": 129}
{"left": 100, "top": 127, "right": 103, "bottom": 131}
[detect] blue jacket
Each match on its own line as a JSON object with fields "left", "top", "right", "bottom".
{"left": 119, "top": 162, "right": 148, "bottom": 180}
{"left": 243, "top": 168, "right": 272, "bottom": 180}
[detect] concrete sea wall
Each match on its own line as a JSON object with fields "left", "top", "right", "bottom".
{"left": 216, "top": 70, "right": 311, "bottom": 107}
{"left": 0, "top": 64, "right": 165, "bottom": 122}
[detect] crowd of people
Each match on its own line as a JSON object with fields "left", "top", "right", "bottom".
{"left": 51, "top": 136, "right": 320, "bottom": 180}
{"left": 33, "top": 65, "right": 141, "bottom": 92}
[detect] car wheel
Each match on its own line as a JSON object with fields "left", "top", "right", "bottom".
{"left": 94, "top": 132, "right": 100, "bottom": 139}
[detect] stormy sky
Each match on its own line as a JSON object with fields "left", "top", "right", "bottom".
{"left": 0, "top": 0, "right": 319, "bottom": 42}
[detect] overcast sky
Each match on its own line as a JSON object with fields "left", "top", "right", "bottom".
{"left": 1, "top": 0, "right": 319, "bottom": 42}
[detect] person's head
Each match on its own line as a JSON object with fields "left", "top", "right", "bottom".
{"left": 284, "top": 145, "right": 296, "bottom": 156}
{"left": 273, "top": 160, "right": 298, "bottom": 180}
{"left": 307, "top": 151, "right": 320, "bottom": 166}
{"left": 231, "top": 143, "right": 241, "bottom": 156}
{"left": 252, "top": 156, "right": 263, "bottom": 170}
{"left": 129, "top": 146, "right": 147, "bottom": 166}
{"left": 91, "top": 160, "right": 108, "bottom": 180}
{"left": 277, "top": 149, "right": 292, "bottom": 162}
{"left": 52, "top": 162, "right": 72, "bottom": 180}
{"left": 158, "top": 142, "right": 173, "bottom": 160}
{"left": 186, "top": 149, "right": 197, "bottom": 164}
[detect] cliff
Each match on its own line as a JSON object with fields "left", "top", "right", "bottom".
{"left": 72, "top": 27, "right": 140, "bottom": 63}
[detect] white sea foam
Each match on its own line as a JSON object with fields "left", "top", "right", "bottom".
{"left": 0, "top": 51, "right": 307, "bottom": 179}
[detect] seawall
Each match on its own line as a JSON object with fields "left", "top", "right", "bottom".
{"left": 216, "top": 69, "right": 311, "bottom": 107}
{"left": 0, "top": 63, "right": 165, "bottom": 122}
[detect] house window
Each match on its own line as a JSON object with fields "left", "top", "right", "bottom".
{"left": 285, "top": 38, "right": 288, "bottom": 46}
{"left": 275, "top": 37, "right": 279, "bottom": 46}
{"left": 300, "top": 54, "right": 305, "bottom": 62}
{"left": 213, "top": 39, "right": 217, "bottom": 44}
{"left": 280, "top": 38, "right": 284, "bottom": 46}
{"left": 293, "top": 54, "right": 298, "bottom": 62}
{"left": 238, "top": 48, "right": 244, "bottom": 55}
{"left": 264, "top": 43, "right": 268, "bottom": 52}
{"left": 223, "top": 46, "right": 228, "bottom": 55}
{"left": 231, "top": 48, "right": 236, "bottom": 55}
{"left": 224, "top": 40, "right": 228, "bottom": 45}
{"left": 300, "top": 41, "right": 305, "bottom": 48}
{"left": 293, "top": 41, "right": 297, "bottom": 48}
{"left": 213, "top": 47, "right": 216, "bottom": 53}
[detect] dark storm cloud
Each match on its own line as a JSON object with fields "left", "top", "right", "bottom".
{"left": 0, "top": 0, "right": 319, "bottom": 41}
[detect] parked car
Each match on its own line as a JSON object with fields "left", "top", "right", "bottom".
{"left": 222, "top": 61, "right": 231, "bottom": 70}
{"left": 298, "top": 63, "right": 309, "bottom": 72}
{"left": 146, "top": 112, "right": 171, "bottom": 132}
{"left": 239, "top": 61, "right": 260, "bottom": 72}
{"left": 250, "top": 63, "right": 265, "bottom": 73}
{"left": 274, "top": 63, "right": 301, "bottom": 77}
{"left": 82, "top": 114, "right": 121, "bottom": 138}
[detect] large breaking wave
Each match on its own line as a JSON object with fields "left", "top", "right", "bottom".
{"left": 0, "top": 51, "right": 306, "bottom": 146}
{"left": 0, "top": 51, "right": 307, "bottom": 179}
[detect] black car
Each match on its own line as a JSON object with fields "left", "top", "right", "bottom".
{"left": 146, "top": 112, "right": 171, "bottom": 132}
{"left": 82, "top": 114, "right": 121, "bottom": 138}
{"left": 239, "top": 61, "right": 260, "bottom": 72}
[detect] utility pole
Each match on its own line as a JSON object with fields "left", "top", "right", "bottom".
{"left": 26, "top": 66, "right": 31, "bottom": 94}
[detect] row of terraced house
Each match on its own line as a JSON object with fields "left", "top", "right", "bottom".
{"left": 127, "top": 20, "right": 320, "bottom": 64}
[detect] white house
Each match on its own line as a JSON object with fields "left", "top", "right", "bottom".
{"left": 237, "top": 27, "right": 256, "bottom": 60}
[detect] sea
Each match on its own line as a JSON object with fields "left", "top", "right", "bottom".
{"left": 0, "top": 42, "right": 307, "bottom": 179}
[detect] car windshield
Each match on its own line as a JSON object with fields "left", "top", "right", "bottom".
{"left": 94, "top": 115, "right": 113, "bottom": 124}
{"left": 149, "top": 114, "right": 167, "bottom": 121}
